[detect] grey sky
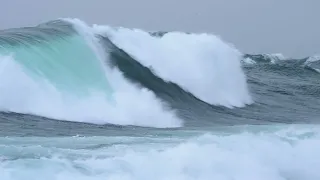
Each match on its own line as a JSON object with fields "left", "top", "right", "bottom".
{"left": 1, "top": 0, "right": 319, "bottom": 58}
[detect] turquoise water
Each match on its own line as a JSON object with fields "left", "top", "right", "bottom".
{"left": 0, "top": 34, "right": 112, "bottom": 98}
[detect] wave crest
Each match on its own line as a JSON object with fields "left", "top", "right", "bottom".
{"left": 95, "top": 25, "right": 253, "bottom": 108}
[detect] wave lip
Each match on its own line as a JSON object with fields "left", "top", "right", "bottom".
{"left": 95, "top": 26, "right": 253, "bottom": 108}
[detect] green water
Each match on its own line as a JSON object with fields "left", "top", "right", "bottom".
{"left": 0, "top": 34, "right": 113, "bottom": 98}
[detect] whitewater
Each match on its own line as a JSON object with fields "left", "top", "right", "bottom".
{"left": 0, "top": 18, "right": 320, "bottom": 180}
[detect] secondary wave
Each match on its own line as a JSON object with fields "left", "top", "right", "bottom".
{"left": 243, "top": 53, "right": 320, "bottom": 72}
{"left": 94, "top": 25, "right": 253, "bottom": 108}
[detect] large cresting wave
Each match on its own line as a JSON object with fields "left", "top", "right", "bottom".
{"left": 0, "top": 18, "right": 252, "bottom": 127}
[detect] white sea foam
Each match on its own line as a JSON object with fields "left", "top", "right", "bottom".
{"left": 242, "top": 57, "right": 256, "bottom": 64}
{"left": 0, "top": 126, "right": 319, "bottom": 180}
{"left": 263, "top": 53, "right": 286, "bottom": 64}
{"left": 94, "top": 25, "right": 253, "bottom": 108}
{"left": 305, "top": 55, "right": 320, "bottom": 63}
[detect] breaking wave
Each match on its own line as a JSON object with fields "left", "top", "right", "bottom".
{"left": 0, "top": 18, "right": 252, "bottom": 127}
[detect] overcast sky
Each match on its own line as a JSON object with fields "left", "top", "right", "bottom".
{"left": 1, "top": 0, "right": 319, "bottom": 58}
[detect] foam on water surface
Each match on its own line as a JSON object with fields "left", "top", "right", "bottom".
{"left": 0, "top": 125, "right": 319, "bottom": 180}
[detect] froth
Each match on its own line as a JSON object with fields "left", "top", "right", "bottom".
{"left": 1, "top": 126, "right": 319, "bottom": 180}
{"left": 95, "top": 26, "right": 253, "bottom": 108}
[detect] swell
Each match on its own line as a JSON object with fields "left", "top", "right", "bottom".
{"left": 243, "top": 54, "right": 320, "bottom": 99}
{"left": 240, "top": 53, "right": 320, "bottom": 125}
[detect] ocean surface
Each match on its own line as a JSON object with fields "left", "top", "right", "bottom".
{"left": 0, "top": 18, "right": 320, "bottom": 180}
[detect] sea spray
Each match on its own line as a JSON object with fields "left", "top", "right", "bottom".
{"left": 94, "top": 25, "right": 253, "bottom": 108}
